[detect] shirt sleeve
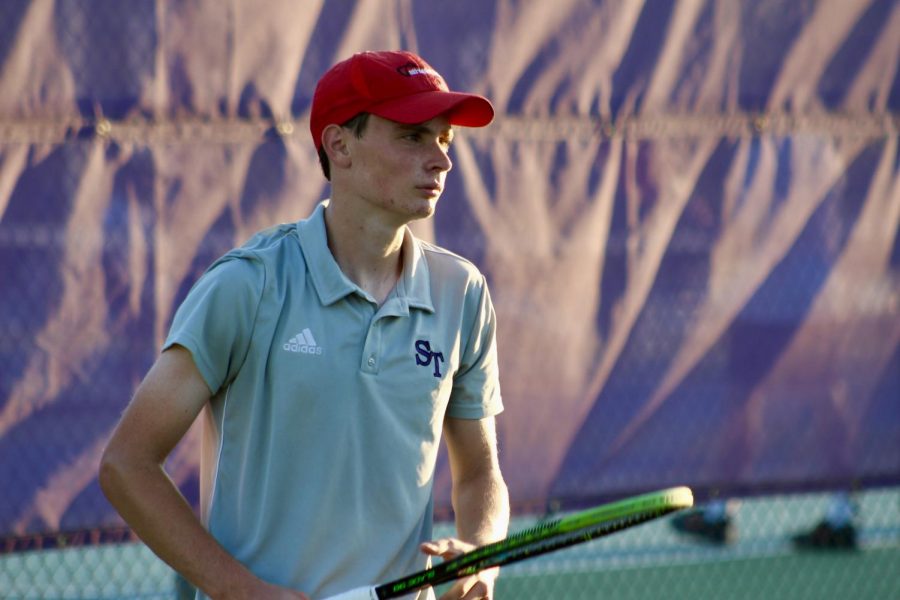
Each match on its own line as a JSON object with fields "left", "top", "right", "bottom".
{"left": 447, "top": 276, "right": 504, "bottom": 419}
{"left": 163, "top": 253, "right": 265, "bottom": 395}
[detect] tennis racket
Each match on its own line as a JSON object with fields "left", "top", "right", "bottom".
{"left": 322, "top": 486, "right": 693, "bottom": 599}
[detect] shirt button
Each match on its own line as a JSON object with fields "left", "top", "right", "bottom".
{"left": 367, "top": 356, "right": 376, "bottom": 367}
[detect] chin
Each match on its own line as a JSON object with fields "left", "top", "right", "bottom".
{"left": 407, "top": 197, "right": 439, "bottom": 219}
{"left": 409, "top": 205, "right": 436, "bottom": 221}
{"left": 383, "top": 194, "right": 438, "bottom": 222}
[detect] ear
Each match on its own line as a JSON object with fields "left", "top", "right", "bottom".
{"left": 321, "top": 124, "right": 352, "bottom": 171}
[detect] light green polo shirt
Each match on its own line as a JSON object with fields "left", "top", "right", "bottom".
{"left": 164, "top": 201, "right": 503, "bottom": 599}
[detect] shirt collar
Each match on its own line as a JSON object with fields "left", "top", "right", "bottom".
{"left": 296, "top": 201, "right": 434, "bottom": 314}
{"left": 393, "top": 226, "right": 435, "bottom": 314}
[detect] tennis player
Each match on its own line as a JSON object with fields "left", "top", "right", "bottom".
{"left": 99, "top": 50, "right": 510, "bottom": 600}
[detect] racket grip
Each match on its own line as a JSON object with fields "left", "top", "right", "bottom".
{"left": 319, "top": 586, "right": 378, "bottom": 600}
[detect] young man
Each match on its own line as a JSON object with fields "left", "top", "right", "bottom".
{"left": 100, "top": 50, "right": 510, "bottom": 600}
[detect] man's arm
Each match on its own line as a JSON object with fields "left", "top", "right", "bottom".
{"left": 422, "top": 415, "right": 509, "bottom": 600}
{"left": 99, "top": 345, "right": 306, "bottom": 600}
{"left": 444, "top": 416, "right": 509, "bottom": 545}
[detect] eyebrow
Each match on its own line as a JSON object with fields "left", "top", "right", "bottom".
{"left": 397, "top": 122, "right": 455, "bottom": 142}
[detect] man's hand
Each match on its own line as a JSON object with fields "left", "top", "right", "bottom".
{"left": 421, "top": 538, "right": 499, "bottom": 600}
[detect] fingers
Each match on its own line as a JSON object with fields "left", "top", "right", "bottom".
{"left": 422, "top": 539, "right": 497, "bottom": 599}
{"left": 459, "top": 578, "right": 491, "bottom": 600}
{"left": 420, "top": 537, "right": 476, "bottom": 560}
{"left": 436, "top": 575, "right": 494, "bottom": 600}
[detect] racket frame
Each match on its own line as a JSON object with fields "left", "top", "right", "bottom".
{"left": 376, "top": 486, "right": 693, "bottom": 599}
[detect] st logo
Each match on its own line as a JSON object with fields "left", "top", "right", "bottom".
{"left": 415, "top": 340, "right": 445, "bottom": 378}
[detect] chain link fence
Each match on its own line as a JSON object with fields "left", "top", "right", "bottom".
{"left": 2, "top": 488, "right": 899, "bottom": 599}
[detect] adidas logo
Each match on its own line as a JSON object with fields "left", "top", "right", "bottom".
{"left": 283, "top": 328, "right": 322, "bottom": 355}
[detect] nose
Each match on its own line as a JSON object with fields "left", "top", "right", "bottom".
{"left": 428, "top": 142, "right": 452, "bottom": 173}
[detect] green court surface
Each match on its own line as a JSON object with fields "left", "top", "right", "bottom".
{"left": 495, "top": 548, "right": 900, "bottom": 599}
{"left": 2, "top": 488, "right": 898, "bottom": 599}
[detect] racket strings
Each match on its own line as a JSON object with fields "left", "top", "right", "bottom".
{"left": 517, "top": 506, "right": 684, "bottom": 556}
{"left": 451, "top": 506, "right": 684, "bottom": 577}
{"left": 592, "top": 506, "right": 682, "bottom": 535}
{"left": 513, "top": 502, "right": 681, "bottom": 544}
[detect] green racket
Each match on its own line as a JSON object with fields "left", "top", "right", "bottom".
{"left": 323, "top": 486, "right": 693, "bottom": 599}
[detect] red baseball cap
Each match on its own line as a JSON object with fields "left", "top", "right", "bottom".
{"left": 310, "top": 50, "right": 494, "bottom": 150}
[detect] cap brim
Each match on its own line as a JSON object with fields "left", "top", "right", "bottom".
{"left": 368, "top": 91, "right": 494, "bottom": 128}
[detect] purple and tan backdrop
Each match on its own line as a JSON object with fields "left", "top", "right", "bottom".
{"left": 1, "top": 0, "right": 898, "bottom": 545}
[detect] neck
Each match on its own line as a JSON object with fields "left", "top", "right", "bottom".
{"left": 323, "top": 200, "right": 405, "bottom": 305}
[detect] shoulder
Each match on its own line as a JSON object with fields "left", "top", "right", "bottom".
{"left": 417, "top": 239, "right": 486, "bottom": 289}
{"left": 193, "top": 223, "right": 304, "bottom": 296}
{"left": 234, "top": 222, "right": 301, "bottom": 259}
{"left": 217, "top": 223, "right": 304, "bottom": 270}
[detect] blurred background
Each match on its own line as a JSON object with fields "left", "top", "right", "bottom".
{"left": 0, "top": 0, "right": 898, "bottom": 598}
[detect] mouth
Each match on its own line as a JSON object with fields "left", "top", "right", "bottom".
{"left": 417, "top": 184, "right": 443, "bottom": 197}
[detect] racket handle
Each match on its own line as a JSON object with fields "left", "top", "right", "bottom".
{"left": 319, "top": 586, "right": 378, "bottom": 600}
